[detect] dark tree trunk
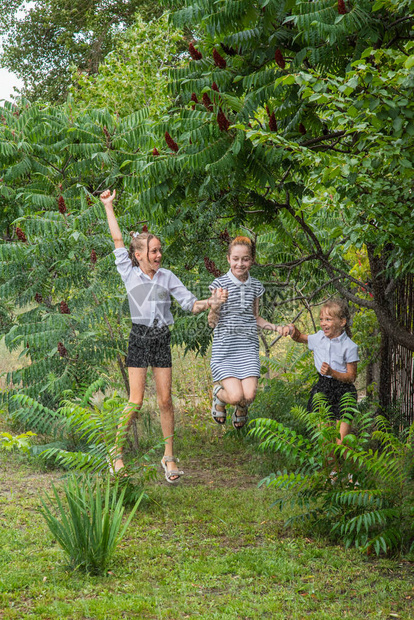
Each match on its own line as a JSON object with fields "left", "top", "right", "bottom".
{"left": 378, "top": 328, "right": 392, "bottom": 414}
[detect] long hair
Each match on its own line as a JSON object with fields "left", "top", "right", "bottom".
{"left": 322, "top": 298, "right": 352, "bottom": 337}
{"left": 227, "top": 235, "right": 255, "bottom": 261}
{"left": 128, "top": 231, "right": 159, "bottom": 267}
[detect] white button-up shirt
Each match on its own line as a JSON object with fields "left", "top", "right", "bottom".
{"left": 114, "top": 248, "right": 197, "bottom": 326}
{"left": 307, "top": 330, "right": 359, "bottom": 377}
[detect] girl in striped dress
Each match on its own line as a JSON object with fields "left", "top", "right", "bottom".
{"left": 208, "top": 237, "right": 279, "bottom": 429}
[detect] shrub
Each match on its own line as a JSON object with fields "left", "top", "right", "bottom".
{"left": 249, "top": 394, "right": 414, "bottom": 556}
{"left": 40, "top": 474, "right": 142, "bottom": 575}
{"left": 0, "top": 431, "right": 36, "bottom": 453}
{"left": 12, "top": 381, "right": 160, "bottom": 481}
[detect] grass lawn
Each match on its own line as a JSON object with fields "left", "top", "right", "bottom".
{"left": 1, "top": 343, "right": 413, "bottom": 619}
{"left": 1, "top": 423, "right": 414, "bottom": 620}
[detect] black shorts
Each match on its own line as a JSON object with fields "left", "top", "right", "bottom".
{"left": 307, "top": 374, "right": 357, "bottom": 420}
{"left": 126, "top": 322, "right": 172, "bottom": 368}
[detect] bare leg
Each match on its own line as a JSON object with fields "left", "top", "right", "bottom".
{"left": 217, "top": 377, "right": 257, "bottom": 428}
{"left": 113, "top": 367, "right": 146, "bottom": 472}
{"left": 337, "top": 421, "right": 351, "bottom": 445}
{"left": 240, "top": 377, "right": 258, "bottom": 406}
{"left": 218, "top": 378, "right": 244, "bottom": 406}
{"left": 153, "top": 366, "right": 180, "bottom": 481}
{"left": 326, "top": 420, "right": 352, "bottom": 477}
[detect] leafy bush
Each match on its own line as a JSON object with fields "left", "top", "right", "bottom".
{"left": 10, "top": 381, "right": 161, "bottom": 505}
{"left": 0, "top": 431, "right": 36, "bottom": 453}
{"left": 253, "top": 344, "right": 313, "bottom": 425}
{"left": 250, "top": 394, "right": 414, "bottom": 556}
{"left": 40, "top": 475, "right": 142, "bottom": 574}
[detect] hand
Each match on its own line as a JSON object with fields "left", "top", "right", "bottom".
{"left": 320, "top": 362, "right": 331, "bottom": 376}
{"left": 276, "top": 324, "right": 293, "bottom": 337}
{"left": 100, "top": 189, "right": 116, "bottom": 209}
{"left": 209, "top": 287, "right": 228, "bottom": 310}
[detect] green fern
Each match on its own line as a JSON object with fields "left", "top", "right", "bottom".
{"left": 250, "top": 398, "right": 414, "bottom": 555}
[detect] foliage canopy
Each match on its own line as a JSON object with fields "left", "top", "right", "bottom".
{"left": 1, "top": 0, "right": 414, "bottom": 411}
{"left": 0, "top": 0, "right": 165, "bottom": 102}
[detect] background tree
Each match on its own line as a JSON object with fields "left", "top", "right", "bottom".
{"left": 70, "top": 13, "right": 182, "bottom": 117}
{"left": 0, "top": 0, "right": 165, "bottom": 102}
{"left": 1, "top": 0, "right": 414, "bottom": 416}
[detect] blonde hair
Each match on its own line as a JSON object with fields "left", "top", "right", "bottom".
{"left": 227, "top": 236, "right": 255, "bottom": 260}
{"left": 321, "top": 298, "right": 352, "bottom": 337}
{"left": 129, "top": 231, "right": 160, "bottom": 267}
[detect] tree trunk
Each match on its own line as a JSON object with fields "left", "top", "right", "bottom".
{"left": 378, "top": 328, "right": 392, "bottom": 414}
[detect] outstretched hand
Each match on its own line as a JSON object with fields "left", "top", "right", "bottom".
{"left": 100, "top": 189, "right": 116, "bottom": 209}
{"left": 276, "top": 324, "right": 294, "bottom": 337}
{"left": 210, "top": 287, "right": 228, "bottom": 310}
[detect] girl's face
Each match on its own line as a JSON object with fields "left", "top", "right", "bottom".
{"left": 135, "top": 237, "right": 162, "bottom": 274}
{"left": 227, "top": 244, "right": 253, "bottom": 281}
{"left": 319, "top": 307, "right": 346, "bottom": 339}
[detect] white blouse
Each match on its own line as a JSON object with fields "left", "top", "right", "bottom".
{"left": 308, "top": 330, "right": 359, "bottom": 377}
{"left": 114, "top": 247, "right": 197, "bottom": 326}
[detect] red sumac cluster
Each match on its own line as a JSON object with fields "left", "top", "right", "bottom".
{"left": 275, "top": 49, "right": 286, "bottom": 69}
{"left": 217, "top": 109, "right": 230, "bottom": 132}
{"left": 165, "top": 132, "right": 179, "bottom": 152}
{"left": 57, "top": 342, "right": 68, "bottom": 358}
{"left": 213, "top": 49, "right": 226, "bottom": 69}
{"left": 60, "top": 301, "right": 70, "bottom": 314}
{"left": 189, "top": 42, "right": 202, "bottom": 60}
{"left": 58, "top": 195, "right": 67, "bottom": 214}
{"left": 204, "top": 257, "right": 222, "bottom": 277}
{"left": 16, "top": 227, "right": 27, "bottom": 242}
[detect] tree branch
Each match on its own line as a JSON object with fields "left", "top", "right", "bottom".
{"left": 301, "top": 131, "right": 346, "bottom": 148}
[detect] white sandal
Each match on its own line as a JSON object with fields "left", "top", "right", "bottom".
{"left": 211, "top": 384, "right": 226, "bottom": 425}
{"left": 161, "top": 456, "right": 184, "bottom": 485}
{"left": 107, "top": 451, "right": 125, "bottom": 476}
{"left": 231, "top": 405, "right": 248, "bottom": 430}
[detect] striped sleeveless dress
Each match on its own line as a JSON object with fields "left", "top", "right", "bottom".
{"left": 209, "top": 270, "right": 265, "bottom": 382}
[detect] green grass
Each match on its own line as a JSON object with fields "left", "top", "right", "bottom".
{"left": 1, "top": 430, "right": 414, "bottom": 619}
{"left": 0, "top": 346, "right": 413, "bottom": 618}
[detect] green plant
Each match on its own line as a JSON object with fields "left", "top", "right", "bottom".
{"left": 40, "top": 474, "right": 143, "bottom": 574}
{"left": 249, "top": 394, "right": 414, "bottom": 556}
{"left": 2, "top": 0, "right": 414, "bottom": 423}
{"left": 10, "top": 381, "right": 161, "bottom": 495}
{"left": 71, "top": 14, "right": 183, "bottom": 117}
{"left": 0, "top": 430, "right": 36, "bottom": 453}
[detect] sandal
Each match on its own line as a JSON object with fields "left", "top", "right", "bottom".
{"left": 107, "top": 451, "right": 125, "bottom": 476}
{"left": 231, "top": 405, "right": 248, "bottom": 430}
{"left": 161, "top": 456, "right": 184, "bottom": 485}
{"left": 211, "top": 384, "right": 226, "bottom": 425}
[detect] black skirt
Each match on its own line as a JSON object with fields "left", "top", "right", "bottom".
{"left": 126, "top": 322, "right": 172, "bottom": 368}
{"left": 307, "top": 374, "right": 357, "bottom": 420}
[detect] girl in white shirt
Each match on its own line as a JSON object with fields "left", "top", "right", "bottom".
{"left": 281, "top": 299, "right": 359, "bottom": 446}
{"left": 100, "top": 189, "right": 227, "bottom": 482}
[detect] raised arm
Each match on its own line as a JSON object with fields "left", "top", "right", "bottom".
{"left": 100, "top": 189, "right": 124, "bottom": 249}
